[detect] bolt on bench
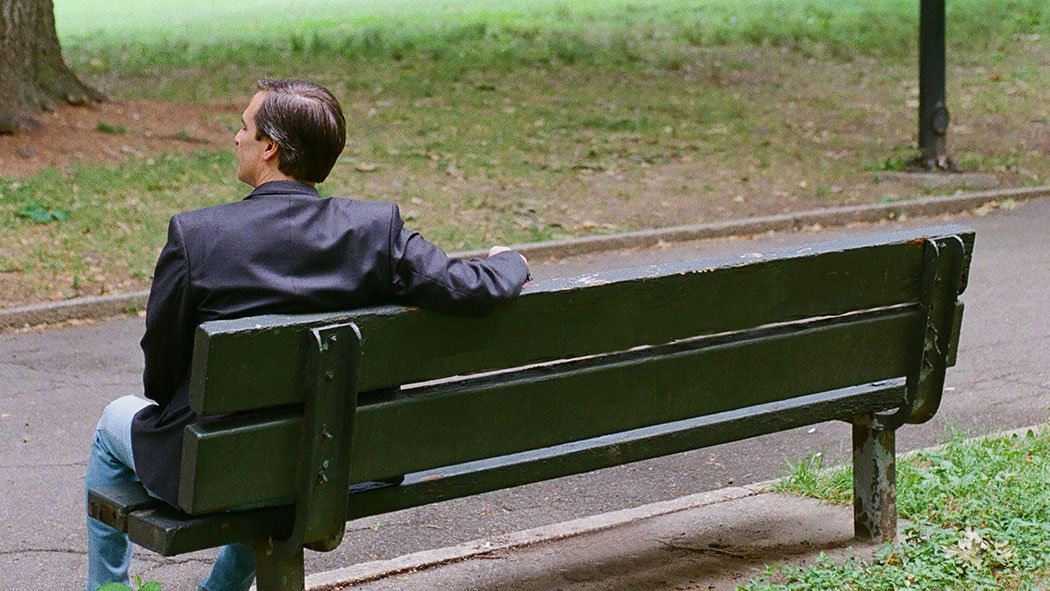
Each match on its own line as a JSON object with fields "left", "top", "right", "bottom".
{"left": 89, "top": 225, "right": 973, "bottom": 591}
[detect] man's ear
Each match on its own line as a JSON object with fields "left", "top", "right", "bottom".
{"left": 262, "top": 138, "right": 280, "bottom": 162}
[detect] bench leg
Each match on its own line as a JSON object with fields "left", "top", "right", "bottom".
{"left": 252, "top": 541, "right": 305, "bottom": 591}
{"left": 852, "top": 417, "right": 896, "bottom": 542}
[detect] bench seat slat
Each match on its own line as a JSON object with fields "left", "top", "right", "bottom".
{"left": 189, "top": 226, "right": 973, "bottom": 416}
{"left": 181, "top": 306, "right": 922, "bottom": 513}
{"left": 345, "top": 379, "right": 905, "bottom": 519}
{"left": 88, "top": 483, "right": 166, "bottom": 532}
{"left": 126, "top": 504, "right": 294, "bottom": 557}
{"left": 87, "top": 482, "right": 294, "bottom": 556}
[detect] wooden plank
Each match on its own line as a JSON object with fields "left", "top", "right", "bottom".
{"left": 132, "top": 381, "right": 903, "bottom": 555}
{"left": 344, "top": 380, "right": 905, "bottom": 519}
{"left": 353, "top": 244, "right": 915, "bottom": 392}
{"left": 181, "top": 307, "right": 921, "bottom": 512}
{"left": 126, "top": 504, "right": 293, "bottom": 557}
{"left": 189, "top": 226, "right": 973, "bottom": 415}
{"left": 188, "top": 326, "right": 313, "bottom": 416}
{"left": 178, "top": 412, "right": 301, "bottom": 514}
{"left": 88, "top": 482, "right": 165, "bottom": 533}
{"left": 347, "top": 307, "right": 921, "bottom": 481}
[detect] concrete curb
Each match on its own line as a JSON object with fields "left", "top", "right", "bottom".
{"left": 306, "top": 486, "right": 758, "bottom": 591}
{"left": 0, "top": 290, "right": 150, "bottom": 331}
{"left": 3, "top": 184, "right": 1048, "bottom": 331}
{"left": 305, "top": 423, "right": 1049, "bottom": 590}
{"left": 459, "top": 185, "right": 1050, "bottom": 260}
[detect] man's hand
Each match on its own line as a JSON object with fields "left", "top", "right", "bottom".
{"left": 488, "top": 245, "right": 528, "bottom": 266}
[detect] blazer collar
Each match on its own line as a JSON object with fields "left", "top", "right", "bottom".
{"left": 244, "top": 180, "right": 320, "bottom": 200}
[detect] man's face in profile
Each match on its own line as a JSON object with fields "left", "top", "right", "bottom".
{"left": 234, "top": 91, "right": 269, "bottom": 187}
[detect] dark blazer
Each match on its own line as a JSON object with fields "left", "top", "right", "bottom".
{"left": 131, "top": 180, "right": 530, "bottom": 506}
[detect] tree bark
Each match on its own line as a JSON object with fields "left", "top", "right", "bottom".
{"left": 0, "top": 0, "right": 103, "bottom": 134}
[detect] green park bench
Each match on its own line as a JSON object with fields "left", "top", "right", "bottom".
{"left": 89, "top": 225, "right": 973, "bottom": 591}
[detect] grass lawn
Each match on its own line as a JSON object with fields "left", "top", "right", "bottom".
{"left": 749, "top": 427, "right": 1050, "bottom": 590}
{"left": 0, "top": 0, "right": 1048, "bottom": 306}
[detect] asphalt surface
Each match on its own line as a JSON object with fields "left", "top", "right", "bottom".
{"left": 323, "top": 488, "right": 882, "bottom": 591}
{"left": 1, "top": 198, "right": 1048, "bottom": 590}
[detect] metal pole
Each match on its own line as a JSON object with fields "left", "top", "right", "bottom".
{"left": 912, "top": 0, "right": 954, "bottom": 170}
{"left": 253, "top": 540, "right": 306, "bottom": 591}
{"left": 852, "top": 415, "right": 897, "bottom": 542}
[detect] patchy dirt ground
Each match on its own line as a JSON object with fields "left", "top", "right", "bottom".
{"left": 0, "top": 100, "right": 236, "bottom": 177}
{"left": 0, "top": 53, "right": 1046, "bottom": 310}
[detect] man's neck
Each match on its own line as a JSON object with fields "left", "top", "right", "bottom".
{"left": 253, "top": 169, "right": 313, "bottom": 188}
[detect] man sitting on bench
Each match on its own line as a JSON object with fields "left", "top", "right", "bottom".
{"left": 85, "top": 77, "right": 530, "bottom": 591}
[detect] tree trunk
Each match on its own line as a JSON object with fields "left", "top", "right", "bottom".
{"left": 0, "top": 0, "right": 103, "bottom": 133}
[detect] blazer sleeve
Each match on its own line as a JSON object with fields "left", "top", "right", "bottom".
{"left": 388, "top": 204, "right": 530, "bottom": 316}
{"left": 140, "top": 215, "right": 195, "bottom": 408}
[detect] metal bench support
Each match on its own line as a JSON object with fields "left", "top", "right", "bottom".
{"left": 253, "top": 541, "right": 305, "bottom": 591}
{"left": 852, "top": 415, "right": 896, "bottom": 542}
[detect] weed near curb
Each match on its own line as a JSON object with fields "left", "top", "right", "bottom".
{"left": 97, "top": 575, "right": 161, "bottom": 591}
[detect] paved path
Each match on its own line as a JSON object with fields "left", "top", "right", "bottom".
{"left": 1, "top": 198, "right": 1047, "bottom": 590}
{"left": 321, "top": 488, "right": 881, "bottom": 591}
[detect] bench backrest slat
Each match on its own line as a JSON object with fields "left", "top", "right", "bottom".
{"left": 181, "top": 304, "right": 924, "bottom": 511}
{"left": 189, "top": 226, "right": 972, "bottom": 417}
{"left": 349, "top": 306, "right": 921, "bottom": 481}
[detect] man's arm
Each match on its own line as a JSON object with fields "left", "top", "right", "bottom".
{"left": 487, "top": 245, "right": 528, "bottom": 266}
{"left": 388, "top": 205, "right": 530, "bottom": 315}
{"left": 140, "top": 216, "right": 195, "bottom": 407}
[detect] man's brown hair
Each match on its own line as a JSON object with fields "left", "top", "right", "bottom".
{"left": 254, "top": 78, "right": 346, "bottom": 183}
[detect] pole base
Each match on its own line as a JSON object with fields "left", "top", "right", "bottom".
{"left": 907, "top": 155, "right": 958, "bottom": 172}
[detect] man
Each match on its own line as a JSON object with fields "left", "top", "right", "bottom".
{"left": 86, "top": 78, "right": 530, "bottom": 591}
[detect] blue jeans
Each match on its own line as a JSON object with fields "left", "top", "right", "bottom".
{"left": 86, "top": 395, "right": 256, "bottom": 591}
